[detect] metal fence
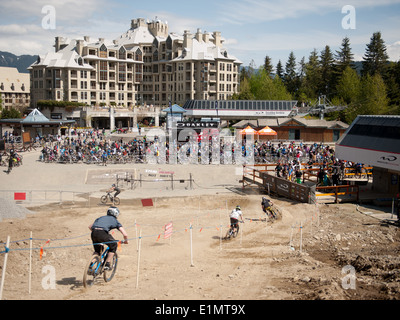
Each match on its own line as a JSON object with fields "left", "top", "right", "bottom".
{"left": 0, "top": 190, "right": 93, "bottom": 207}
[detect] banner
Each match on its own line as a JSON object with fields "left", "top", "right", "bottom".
{"left": 164, "top": 222, "right": 173, "bottom": 239}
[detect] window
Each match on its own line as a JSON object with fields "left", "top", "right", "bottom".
{"left": 99, "top": 61, "right": 107, "bottom": 81}
{"left": 119, "top": 47, "right": 126, "bottom": 60}
{"left": 135, "top": 48, "right": 142, "bottom": 61}
{"left": 119, "top": 63, "right": 126, "bottom": 82}
{"left": 99, "top": 44, "right": 107, "bottom": 58}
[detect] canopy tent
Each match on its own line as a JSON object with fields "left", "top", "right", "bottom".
{"left": 162, "top": 104, "right": 187, "bottom": 115}
{"left": 239, "top": 126, "right": 257, "bottom": 135}
{"left": 257, "top": 126, "right": 277, "bottom": 136}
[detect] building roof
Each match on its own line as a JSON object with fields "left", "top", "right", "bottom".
{"left": 173, "top": 37, "right": 241, "bottom": 64}
{"left": 0, "top": 108, "right": 75, "bottom": 126}
{"left": 21, "top": 109, "right": 49, "bottom": 123}
{"left": 117, "top": 25, "right": 156, "bottom": 46}
{"left": 233, "top": 116, "right": 349, "bottom": 129}
{"left": 0, "top": 67, "right": 30, "bottom": 94}
{"left": 336, "top": 115, "right": 400, "bottom": 154}
{"left": 335, "top": 115, "right": 400, "bottom": 172}
{"left": 162, "top": 104, "right": 187, "bottom": 114}
{"left": 28, "top": 41, "right": 93, "bottom": 70}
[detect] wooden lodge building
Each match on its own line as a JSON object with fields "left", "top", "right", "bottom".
{"left": 233, "top": 116, "right": 349, "bottom": 143}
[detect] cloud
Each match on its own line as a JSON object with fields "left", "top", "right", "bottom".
{"left": 0, "top": 24, "right": 29, "bottom": 35}
{"left": 219, "top": 0, "right": 400, "bottom": 25}
{"left": 387, "top": 41, "right": 400, "bottom": 61}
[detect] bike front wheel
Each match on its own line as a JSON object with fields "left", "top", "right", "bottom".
{"left": 103, "top": 252, "right": 118, "bottom": 283}
{"left": 100, "top": 195, "right": 108, "bottom": 204}
{"left": 83, "top": 254, "right": 101, "bottom": 288}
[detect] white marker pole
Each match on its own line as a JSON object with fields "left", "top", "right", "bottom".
{"left": 136, "top": 230, "right": 142, "bottom": 289}
{"left": 29, "top": 232, "right": 32, "bottom": 294}
{"left": 0, "top": 236, "right": 11, "bottom": 300}
{"left": 190, "top": 223, "right": 194, "bottom": 267}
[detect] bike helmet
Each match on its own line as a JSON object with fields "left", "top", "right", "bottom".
{"left": 107, "top": 206, "right": 120, "bottom": 218}
{"left": 236, "top": 205, "right": 241, "bottom": 211}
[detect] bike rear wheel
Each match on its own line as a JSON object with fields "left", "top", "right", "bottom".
{"left": 83, "top": 254, "right": 101, "bottom": 288}
{"left": 103, "top": 252, "right": 118, "bottom": 282}
{"left": 113, "top": 197, "right": 120, "bottom": 205}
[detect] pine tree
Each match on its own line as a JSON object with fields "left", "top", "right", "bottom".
{"left": 362, "top": 31, "right": 389, "bottom": 77}
{"left": 263, "top": 55, "right": 274, "bottom": 77}
{"left": 299, "top": 49, "right": 321, "bottom": 100}
{"left": 284, "top": 51, "right": 298, "bottom": 95}
{"left": 335, "top": 37, "right": 354, "bottom": 73}
{"left": 320, "top": 45, "right": 335, "bottom": 97}
{"left": 276, "top": 60, "right": 284, "bottom": 80}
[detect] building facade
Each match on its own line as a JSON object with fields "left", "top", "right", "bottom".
{"left": 0, "top": 67, "right": 30, "bottom": 112}
{"left": 29, "top": 18, "right": 241, "bottom": 114}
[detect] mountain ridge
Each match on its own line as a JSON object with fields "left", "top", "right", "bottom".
{"left": 0, "top": 51, "right": 38, "bottom": 73}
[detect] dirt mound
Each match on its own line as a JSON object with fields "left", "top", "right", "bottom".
{"left": 0, "top": 198, "right": 35, "bottom": 222}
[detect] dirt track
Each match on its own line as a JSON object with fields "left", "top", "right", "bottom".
{"left": 1, "top": 194, "right": 399, "bottom": 300}
{"left": 0, "top": 150, "right": 399, "bottom": 300}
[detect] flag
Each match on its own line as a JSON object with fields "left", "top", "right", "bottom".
{"left": 164, "top": 222, "right": 173, "bottom": 239}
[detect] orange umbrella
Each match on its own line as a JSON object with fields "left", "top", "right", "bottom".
{"left": 257, "top": 126, "right": 277, "bottom": 136}
{"left": 239, "top": 126, "right": 257, "bottom": 135}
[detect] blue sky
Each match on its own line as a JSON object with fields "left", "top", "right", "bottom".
{"left": 0, "top": 0, "right": 399, "bottom": 69}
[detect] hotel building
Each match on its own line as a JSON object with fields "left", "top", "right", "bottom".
{"left": 28, "top": 18, "right": 241, "bottom": 128}
{"left": 0, "top": 67, "right": 30, "bottom": 112}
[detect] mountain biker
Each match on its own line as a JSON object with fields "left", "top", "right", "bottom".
{"left": 229, "top": 205, "right": 244, "bottom": 233}
{"left": 88, "top": 206, "right": 128, "bottom": 270}
{"left": 108, "top": 184, "right": 121, "bottom": 200}
{"left": 261, "top": 197, "right": 274, "bottom": 217}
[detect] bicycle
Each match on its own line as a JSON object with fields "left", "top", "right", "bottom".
{"left": 83, "top": 243, "right": 119, "bottom": 288}
{"left": 100, "top": 191, "right": 120, "bottom": 205}
{"left": 264, "top": 205, "right": 278, "bottom": 220}
{"left": 224, "top": 221, "right": 243, "bottom": 240}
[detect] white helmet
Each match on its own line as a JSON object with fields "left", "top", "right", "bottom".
{"left": 107, "top": 206, "right": 120, "bottom": 218}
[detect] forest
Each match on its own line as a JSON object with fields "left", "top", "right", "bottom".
{"left": 234, "top": 32, "right": 400, "bottom": 124}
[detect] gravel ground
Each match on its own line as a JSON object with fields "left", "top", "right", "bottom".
{"left": 0, "top": 198, "right": 34, "bottom": 222}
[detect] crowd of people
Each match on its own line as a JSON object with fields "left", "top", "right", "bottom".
{"left": 2, "top": 129, "right": 368, "bottom": 186}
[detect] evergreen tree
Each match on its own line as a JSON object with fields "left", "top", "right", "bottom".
{"left": 263, "top": 55, "right": 274, "bottom": 77}
{"left": 299, "top": 49, "right": 321, "bottom": 100}
{"left": 319, "top": 45, "right": 335, "bottom": 97}
{"left": 335, "top": 37, "right": 354, "bottom": 73}
{"left": 276, "top": 60, "right": 284, "bottom": 80}
{"left": 284, "top": 51, "right": 298, "bottom": 95}
{"left": 362, "top": 31, "right": 389, "bottom": 77}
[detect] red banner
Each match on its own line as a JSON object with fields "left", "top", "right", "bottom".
{"left": 14, "top": 192, "right": 26, "bottom": 201}
{"left": 141, "top": 198, "right": 153, "bottom": 207}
